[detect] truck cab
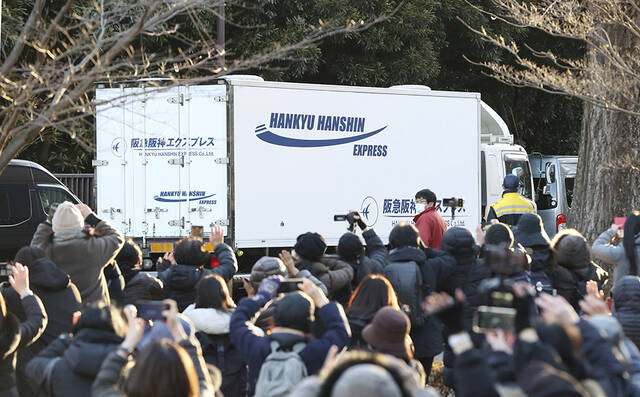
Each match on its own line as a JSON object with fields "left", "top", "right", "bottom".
{"left": 479, "top": 102, "right": 535, "bottom": 219}
{"left": 529, "top": 154, "right": 578, "bottom": 237}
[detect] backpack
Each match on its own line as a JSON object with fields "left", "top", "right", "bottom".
{"left": 254, "top": 340, "right": 308, "bottom": 397}
{"left": 195, "top": 332, "right": 247, "bottom": 397}
{"left": 384, "top": 261, "right": 425, "bottom": 327}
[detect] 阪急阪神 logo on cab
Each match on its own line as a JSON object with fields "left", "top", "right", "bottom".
{"left": 255, "top": 112, "right": 387, "bottom": 148}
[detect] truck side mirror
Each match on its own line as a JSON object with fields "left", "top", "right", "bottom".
{"left": 545, "top": 163, "right": 556, "bottom": 184}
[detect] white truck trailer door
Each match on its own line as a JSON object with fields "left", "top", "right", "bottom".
{"left": 181, "top": 85, "right": 229, "bottom": 235}
{"left": 133, "top": 87, "right": 187, "bottom": 237}
{"left": 95, "top": 87, "right": 131, "bottom": 233}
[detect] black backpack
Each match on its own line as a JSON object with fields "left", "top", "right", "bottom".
{"left": 195, "top": 332, "right": 247, "bottom": 397}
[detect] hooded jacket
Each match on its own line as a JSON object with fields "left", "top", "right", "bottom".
{"left": 230, "top": 298, "right": 350, "bottom": 395}
{"left": 31, "top": 214, "right": 124, "bottom": 306}
{"left": 0, "top": 295, "right": 47, "bottom": 396}
{"left": 1, "top": 258, "right": 82, "bottom": 397}
{"left": 613, "top": 276, "right": 640, "bottom": 350}
{"left": 159, "top": 243, "right": 238, "bottom": 311}
{"left": 183, "top": 305, "right": 247, "bottom": 397}
{"left": 439, "top": 228, "right": 490, "bottom": 328}
{"left": 323, "top": 229, "right": 387, "bottom": 291}
{"left": 592, "top": 228, "right": 640, "bottom": 283}
{"left": 26, "top": 328, "right": 123, "bottom": 397}
{"left": 2, "top": 258, "right": 82, "bottom": 352}
{"left": 122, "top": 272, "right": 163, "bottom": 306}
{"left": 384, "top": 246, "right": 445, "bottom": 358}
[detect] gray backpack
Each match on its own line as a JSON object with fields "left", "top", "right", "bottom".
{"left": 254, "top": 340, "right": 308, "bottom": 397}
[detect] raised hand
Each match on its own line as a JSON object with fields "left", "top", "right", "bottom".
{"left": 9, "top": 262, "right": 29, "bottom": 296}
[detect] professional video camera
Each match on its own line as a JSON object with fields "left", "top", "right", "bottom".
{"left": 334, "top": 211, "right": 362, "bottom": 233}
{"left": 441, "top": 197, "right": 464, "bottom": 219}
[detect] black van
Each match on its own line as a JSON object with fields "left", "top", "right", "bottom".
{"left": 0, "top": 160, "right": 80, "bottom": 262}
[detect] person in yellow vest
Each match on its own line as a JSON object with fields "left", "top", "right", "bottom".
{"left": 487, "top": 174, "right": 537, "bottom": 226}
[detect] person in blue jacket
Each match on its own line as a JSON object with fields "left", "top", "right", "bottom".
{"left": 230, "top": 276, "right": 350, "bottom": 395}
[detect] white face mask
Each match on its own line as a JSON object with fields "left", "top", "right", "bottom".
{"left": 415, "top": 203, "right": 427, "bottom": 213}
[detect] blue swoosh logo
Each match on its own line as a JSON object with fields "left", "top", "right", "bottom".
{"left": 154, "top": 194, "right": 216, "bottom": 203}
{"left": 255, "top": 126, "right": 387, "bottom": 147}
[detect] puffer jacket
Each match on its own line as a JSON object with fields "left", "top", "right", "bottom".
{"left": 2, "top": 258, "right": 81, "bottom": 397}
{"left": 30, "top": 215, "right": 124, "bottom": 306}
{"left": 297, "top": 257, "right": 353, "bottom": 299}
{"left": 91, "top": 336, "right": 214, "bottom": 397}
{"left": 439, "top": 228, "right": 490, "bottom": 329}
{"left": 592, "top": 229, "right": 640, "bottom": 283}
{"left": 0, "top": 295, "right": 47, "bottom": 397}
{"left": 159, "top": 243, "right": 238, "bottom": 311}
{"left": 384, "top": 246, "right": 444, "bottom": 359}
{"left": 25, "top": 328, "right": 123, "bottom": 397}
{"left": 613, "top": 276, "right": 640, "bottom": 349}
{"left": 183, "top": 305, "right": 247, "bottom": 397}
{"left": 437, "top": 227, "right": 491, "bottom": 386}
{"left": 529, "top": 246, "right": 554, "bottom": 275}
{"left": 554, "top": 263, "right": 608, "bottom": 312}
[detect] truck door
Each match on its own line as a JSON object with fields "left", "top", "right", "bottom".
{"left": 95, "top": 88, "right": 129, "bottom": 234}
{"left": 181, "top": 85, "right": 229, "bottom": 238}
{"left": 137, "top": 87, "right": 188, "bottom": 238}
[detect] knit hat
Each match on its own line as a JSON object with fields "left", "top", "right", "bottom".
{"left": 362, "top": 307, "right": 412, "bottom": 361}
{"left": 484, "top": 223, "right": 514, "bottom": 248}
{"left": 503, "top": 174, "right": 520, "bottom": 189}
{"left": 273, "top": 292, "right": 315, "bottom": 333}
{"left": 331, "top": 364, "right": 403, "bottom": 397}
{"left": 250, "top": 256, "right": 287, "bottom": 286}
{"left": 52, "top": 201, "right": 84, "bottom": 232}
{"left": 338, "top": 232, "right": 364, "bottom": 261}
{"left": 514, "top": 213, "right": 550, "bottom": 248}
{"left": 294, "top": 232, "right": 327, "bottom": 261}
{"left": 552, "top": 230, "right": 591, "bottom": 270}
{"left": 517, "top": 360, "right": 584, "bottom": 397}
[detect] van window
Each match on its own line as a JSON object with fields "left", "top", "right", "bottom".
{"left": 38, "top": 185, "right": 76, "bottom": 217}
{"left": 533, "top": 177, "right": 557, "bottom": 209}
{"left": 504, "top": 154, "right": 533, "bottom": 200}
{"left": 559, "top": 160, "right": 577, "bottom": 208}
{"left": 0, "top": 184, "right": 31, "bottom": 225}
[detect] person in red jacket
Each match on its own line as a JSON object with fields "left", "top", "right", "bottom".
{"left": 414, "top": 189, "right": 447, "bottom": 249}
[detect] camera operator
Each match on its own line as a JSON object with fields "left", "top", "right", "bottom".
{"left": 322, "top": 211, "right": 386, "bottom": 303}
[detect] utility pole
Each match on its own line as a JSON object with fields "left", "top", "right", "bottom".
{"left": 217, "top": 0, "right": 225, "bottom": 67}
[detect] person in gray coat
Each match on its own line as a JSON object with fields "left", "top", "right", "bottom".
{"left": 31, "top": 201, "right": 124, "bottom": 306}
{"left": 592, "top": 212, "right": 640, "bottom": 283}
{"left": 612, "top": 276, "right": 640, "bottom": 349}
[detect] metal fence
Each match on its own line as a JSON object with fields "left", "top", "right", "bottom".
{"left": 54, "top": 173, "right": 95, "bottom": 209}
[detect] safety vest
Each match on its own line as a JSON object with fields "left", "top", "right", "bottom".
{"left": 490, "top": 192, "right": 536, "bottom": 219}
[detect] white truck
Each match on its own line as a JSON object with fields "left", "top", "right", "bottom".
{"left": 94, "top": 76, "right": 533, "bottom": 265}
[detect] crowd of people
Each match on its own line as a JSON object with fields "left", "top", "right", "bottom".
{"left": 1, "top": 179, "right": 640, "bottom": 397}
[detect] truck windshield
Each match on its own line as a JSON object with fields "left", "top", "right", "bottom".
{"left": 504, "top": 154, "right": 533, "bottom": 200}
{"left": 559, "top": 160, "right": 577, "bottom": 208}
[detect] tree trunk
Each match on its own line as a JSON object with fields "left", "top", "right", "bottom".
{"left": 569, "top": 23, "right": 640, "bottom": 243}
{"left": 570, "top": 103, "right": 640, "bottom": 242}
